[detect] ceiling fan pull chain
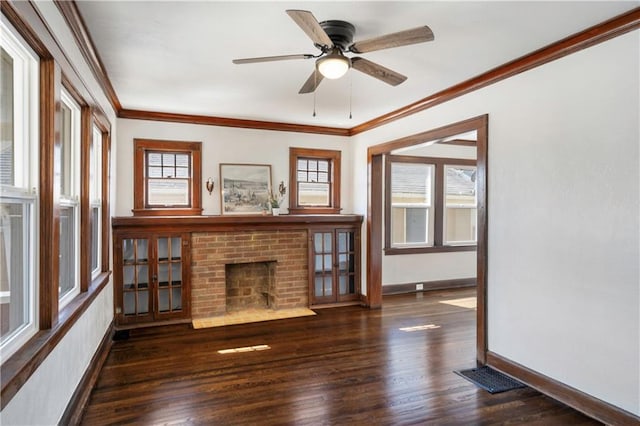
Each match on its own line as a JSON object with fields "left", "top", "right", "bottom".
{"left": 313, "top": 71, "right": 317, "bottom": 117}
{"left": 349, "top": 72, "right": 353, "bottom": 119}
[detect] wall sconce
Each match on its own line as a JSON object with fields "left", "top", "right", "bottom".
{"left": 206, "top": 177, "right": 214, "bottom": 195}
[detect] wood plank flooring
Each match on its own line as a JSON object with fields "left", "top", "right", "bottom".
{"left": 81, "top": 288, "right": 600, "bottom": 425}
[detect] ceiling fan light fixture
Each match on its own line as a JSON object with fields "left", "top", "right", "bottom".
{"left": 317, "top": 50, "right": 351, "bottom": 79}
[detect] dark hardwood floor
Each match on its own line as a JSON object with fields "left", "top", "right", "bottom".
{"left": 81, "top": 288, "right": 600, "bottom": 425}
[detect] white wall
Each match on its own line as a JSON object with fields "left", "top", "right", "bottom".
{"left": 0, "top": 2, "right": 117, "bottom": 424}
{"left": 115, "top": 119, "right": 352, "bottom": 216}
{"left": 353, "top": 31, "right": 640, "bottom": 415}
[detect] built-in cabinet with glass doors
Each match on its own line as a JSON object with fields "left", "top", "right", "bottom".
{"left": 309, "top": 226, "right": 360, "bottom": 306}
{"left": 114, "top": 232, "right": 190, "bottom": 327}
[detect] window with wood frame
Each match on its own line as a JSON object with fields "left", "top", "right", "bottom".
{"left": 385, "top": 155, "right": 477, "bottom": 255}
{"left": 289, "top": 147, "right": 341, "bottom": 214}
{"left": 133, "top": 139, "right": 202, "bottom": 216}
{"left": 0, "top": 22, "right": 39, "bottom": 360}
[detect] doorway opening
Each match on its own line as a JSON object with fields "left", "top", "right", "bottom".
{"left": 366, "top": 115, "right": 488, "bottom": 363}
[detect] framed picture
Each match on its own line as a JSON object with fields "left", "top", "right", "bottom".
{"left": 220, "top": 163, "right": 272, "bottom": 215}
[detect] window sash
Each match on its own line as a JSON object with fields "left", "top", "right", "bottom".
{"left": 0, "top": 21, "right": 39, "bottom": 361}
{"left": 0, "top": 196, "right": 37, "bottom": 358}
{"left": 297, "top": 157, "right": 331, "bottom": 207}
{"left": 144, "top": 150, "right": 192, "bottom": 208}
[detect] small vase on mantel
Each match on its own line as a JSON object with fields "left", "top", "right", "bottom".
{"left": 271, "top": 207, "right": 280, "bottom": 216}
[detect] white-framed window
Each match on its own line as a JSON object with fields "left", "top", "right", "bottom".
{"left": 90, "top": 125, "right": 102, "bottom": 278}
{"left": 444, "top": 165, "right": 477, "bottom": 245}
{"left": 0, "top": 18, "right": 40, "bottom": 361}
{"left": 58, "top": 90, "right": 81, "bottom": 308}
{"left": 390, "top": 162, "right": 435, "bottom": 247}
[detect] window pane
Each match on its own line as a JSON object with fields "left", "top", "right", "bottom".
{"left": 148, "top": 179, "right": 189, "bottom": 206}
{"left": 59, "top": 205, "right": 77, "bottom": 299}
{"left": 444, "top": 165, "right": 477, "bottom": 244}
{"left": 175, "top": 154, "right": 189, "bottom": 167}
{"left": 391, "top": 207, "right": 429, "bottom": 245}
{"left": 297, "top": 171, "right": 307, "bottom": 182}
{"left": 91, "top": 206, "right": 100, "bottom": 273}
{"left": 317, "top": 160, "right": 329, "bottom": 173}
{"left": 308, "top": 160, "right": 317, "bottom": 171}
{"left": 445, "top": 166, "right": 477, "bottom": 206}
{"left": 0, "top": 48, "right": 14, "bottom": 186}
{"left": 175, "top": 167, "right": 189, "bottom": 178}
{"left": 162, "top": 168, "right": 174, "bottom": 178}
{"left": 391, "top": 163, "right": 433, "bottom": 205}
{"left": 162, "top": 153, "right": 175, "bottom": 167}
{"left": 299, "top": 182, "right": 330, "bottom": 206}
{"left": 297, "top": 159, "right": 307, "bottom": 170}
{"left": 445, "top": 207, "right": 477, "bottom": 243}
{"left": 148, "top": 152, "right": 162, "bottom": 166}
{"left": 406, "top": 208, "right": 428, "bottom": 243}
{"left": 59, "top": 103, "right": 72, "bottom": 196}
{"left": 0, "top": 201, "right": 31, "bottom": 343}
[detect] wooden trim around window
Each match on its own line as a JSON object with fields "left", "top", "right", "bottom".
{"left": 384, "top": 155, "right": 477, "bottom": 253}
{"left": 39, "top": 58, "right": 61, "bottom": 329}
{"left": 133, "top": 139, "right": 203, "bottom": 216}
{"left": 80, "top": 105, "right": 92, "bottom": 292}
{"left": 288, "top": 147, "right": 341, "bottom": 214}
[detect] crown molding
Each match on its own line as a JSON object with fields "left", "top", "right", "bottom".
{"left": 350, "top": 6, "right": 640, "bottom": 135}
{"left": 118, "top": 109, "right": 351, "bottom": 137}
{"left": 37, "top": 2, "right": 640, "bottom": 136}
{"left": 54, "top": 0, "right": 122, "bottom": 111}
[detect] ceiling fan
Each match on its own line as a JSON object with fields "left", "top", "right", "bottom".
{"left": 232, "top": 10, "right": 434, "bottom": 94}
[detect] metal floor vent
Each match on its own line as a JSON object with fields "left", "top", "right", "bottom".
{"left": 454, "top": 366, "right": 526, "bottom": 394}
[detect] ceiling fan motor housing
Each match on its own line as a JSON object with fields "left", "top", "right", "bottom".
{"left": 319, "top": 20, "right": 356, "bottom": 51}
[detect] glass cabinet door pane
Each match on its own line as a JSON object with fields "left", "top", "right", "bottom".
{"left": 123, "top": 292, "right": 135, "bottom": 315}
{"left": 158, "top": 263, "right": 169, "bottom": 287}
{"left": 158, "top": 288, "right": 169, "bottom": 312}
{"left": 314, "top": 233, "right": 323, "bottom": 252}
{"left": 323, "top": 277, "right": 332, "bottom": 296}
{"left": 137, "top": 239, "right": 148, "bottom": 262}
{"left": 171, "top": 288, "right": 182, "bottom": 310}
{"left": 323, "top": 233, "right": 332, "bottom": 252}
{"left": 338, "top": 254, "right": 347, "bottom": 272}
{"left": 338, "top": 232, "right": 346, "bottom": 252}
{"left": 314, "top": 276, "right": 323, "bottom": 296}
{"left": 323, "top": 254, "right": 332, "bottom": 272}
{"left": 137, "top": 265, "right": 148, "bottom": 288}
{"left": 123, "top": 265, "right": 135, "bottom": 289}
{"left": 138, "top": 291, "right": 149, "bottom": 314}
{"left": 157, "top": 238, "right": 169, "bottom": 261}
{"left": 123, "top": 239, "right": 135, "bottom": 263}
{"left": 339, "top": 275, "right": 347, "bottom": 294}
{"left": 171, "top": 237, "right": 181, "bottom": 260}
{"left": 171, "top": 263, "right": 182, "bottom": 285}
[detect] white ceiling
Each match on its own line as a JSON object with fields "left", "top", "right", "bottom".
{"left": 75, "top": 1, "right": 636, "bottom": 128}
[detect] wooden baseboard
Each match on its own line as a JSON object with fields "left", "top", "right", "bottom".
{"left": 486, "top": 351, "right": 640, "bottom": 425}
{"left": 59, "top": 321, "right": 114, "bottom": 425}
{"left": 382, "top": 278, "right": 476, "bottom": 295}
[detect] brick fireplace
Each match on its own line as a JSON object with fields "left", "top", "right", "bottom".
{"left": 191, "top": 230, "right": 308, "bottom": 319}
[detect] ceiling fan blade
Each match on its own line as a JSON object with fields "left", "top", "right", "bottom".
{"left": 298, "top": 70, "right": 324, "bottom": 94}
{"left": 350, "top": 26, "right": 434, "bottom": 54}
{"left": 286, "top": 10, "right": 333, "bottom": 49}
{"left": 233, "top": 54, "right": 314, "bottom": 64}
{"left": 351, "top": 57, "right": 407, "bottom": 86}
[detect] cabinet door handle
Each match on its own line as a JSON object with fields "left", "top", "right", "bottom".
{"left": 152, "top": 274, "right": 158, "bottom": 283}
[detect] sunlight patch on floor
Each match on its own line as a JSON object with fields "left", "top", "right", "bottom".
{"left": 192, "top": 307, "right": 316, "bottom": 329}
{"left": 399, "top": 324, "right": 441, "bottom": 332}
{"left": 218, "top": 344, "right": 271, "bottom": 354}
{"left": 439, "top": 297, "right": 477, "bottom": 309}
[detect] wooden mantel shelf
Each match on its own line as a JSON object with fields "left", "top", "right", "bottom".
{"left": 112, "top": 214, "right": 364, "bottom": 232}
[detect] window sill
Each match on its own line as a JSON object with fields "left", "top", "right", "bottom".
{"left": 289, "top": 207, "right": 341, "bottom": 215}
{"left": 0, "top": 271, "right": 111, "bottom": 409}
{"left": 384, "top": 245, "right": 477, "bottom": 255}
{"left": 132, "top": 208, "right": 203, "bottom": 216}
